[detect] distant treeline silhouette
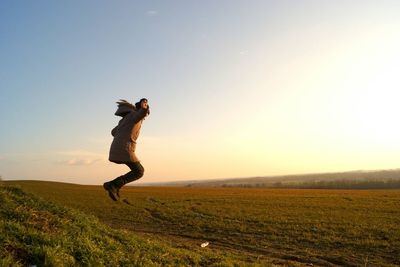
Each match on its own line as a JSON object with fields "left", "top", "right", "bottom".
{"left": 184, "top": 169, "right": 400, "bottom": 189}
{"left": 277, "top": 179, "right": 400, "bottom": 189}
{"left": 219, "top": 179, "right": 400, "bottom": 189}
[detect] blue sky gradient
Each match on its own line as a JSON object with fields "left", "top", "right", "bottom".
{"left": 1, "top": 1, "right": 400, "bottom": 184}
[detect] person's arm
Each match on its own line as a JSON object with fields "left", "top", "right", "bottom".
{"left": 129, "top": 99, "right": 150, "bottom": 123}
{"left": 111, "top": 118, "right": 124, "bottom": 136}
{"left": 111, "top": 126, "right": 118, "bottom": 136}
{"left": 130, "top": 107, "right": 149, "bottom": 124}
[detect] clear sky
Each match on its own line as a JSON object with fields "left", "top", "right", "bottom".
{"left": 1, "top": 1, "right": 400, "bottom": 184}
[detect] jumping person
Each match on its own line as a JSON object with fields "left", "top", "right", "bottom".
{"left": 103, "top": 98, "right": 150, "bottom": 201}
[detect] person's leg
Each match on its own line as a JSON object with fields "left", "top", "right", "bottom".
{"left": 103, "top": 162, "right": 144, "bottom": 201}
{"left": 117, "top": 162, "right": 145, "bottom": 186}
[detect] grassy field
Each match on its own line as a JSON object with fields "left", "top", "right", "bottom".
{"left": 4, "top": 180, "right": 400, "bottom": 266}
{"left": 0, "top": 184, "right": 266, "bottom": 266}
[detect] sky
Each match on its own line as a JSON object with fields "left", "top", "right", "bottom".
{"left": 1, "top": 1, "right": 400, "bottom": 185}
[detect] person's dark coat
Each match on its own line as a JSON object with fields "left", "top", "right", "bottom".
{"left": 109, "top": 104, "right": 149, "bottom": 164}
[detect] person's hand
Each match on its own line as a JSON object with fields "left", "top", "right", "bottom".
{"left": 141, "top": 99, "right": 149, "bottom": 109}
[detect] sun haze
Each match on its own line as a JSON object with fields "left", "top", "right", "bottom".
{"left": 1, "top": 1, "right": 399, "bottom": 184}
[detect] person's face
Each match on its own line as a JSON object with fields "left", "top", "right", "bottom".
{"left": 141, "top": 99, "right": 148, "bottom": 109}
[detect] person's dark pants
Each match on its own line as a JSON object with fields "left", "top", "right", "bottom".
{"left": 110, "top": 162, "right": 144, "bottom": 189}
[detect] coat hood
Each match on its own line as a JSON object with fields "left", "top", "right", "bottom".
{"left": 114, "top": 99, "right": 135, "bottom": 117}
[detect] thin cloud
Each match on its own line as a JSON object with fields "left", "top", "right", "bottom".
{"left": 57, "top": 150, "right": 104, "bottom": 157}
{"left": 58, "top": 158, "right": 101, "bottom": 166}
{"left": 56, "top": 150, "right": 105, "bottom": 166}
{"left": 146, "top": 10, "right": 158, "bottom": 16}
{"left": 239, "top": 50, "right": 249, "bottom": 56}
{"left": 88, "top": 137, "right": 109, "bottom": 144}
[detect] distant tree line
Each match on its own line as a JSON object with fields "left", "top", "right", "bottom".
{"left": 285, "top": 179, "right": 400, "bottom": 189}
{"left": 218, "top": 179, "right": 400, "bottom": 189}
{"left": 185, "top": 169, "right": 400, "bottom": 189}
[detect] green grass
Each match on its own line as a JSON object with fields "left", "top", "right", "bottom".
{"left": 0, "top": 184, "right": 269, "bottom": 267}
{"left": 4, "top": 180, "right": 400, "bottom": 266}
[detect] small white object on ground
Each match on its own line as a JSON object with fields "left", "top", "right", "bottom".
{"left": 201, "top": 242, "right": 209, "bottom": 248}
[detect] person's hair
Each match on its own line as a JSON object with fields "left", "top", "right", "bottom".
{"left": 117, "top": 99, "right": 135, "bottom": 109}
{"left": 114, "top": 99, "right": 135, "bottom": 117}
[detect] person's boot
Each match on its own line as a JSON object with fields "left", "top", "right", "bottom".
{"left": 103, "top": 181, "right": 120, "bottom": 201}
